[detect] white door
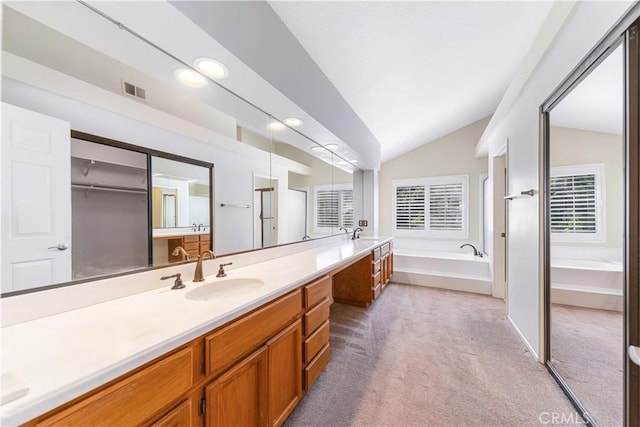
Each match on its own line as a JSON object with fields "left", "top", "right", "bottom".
{"left": 286, "top": 189, "right": 307, "bottom": 241}
{"left": 1, "top": 103, "right": 71, "bottom": 293}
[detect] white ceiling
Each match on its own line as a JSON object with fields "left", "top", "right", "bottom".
{"left": 551, "top": 44, "right": 623, "bottom": 135}
{"left": 269, "top": 1, "right": 554, "bottom": 162}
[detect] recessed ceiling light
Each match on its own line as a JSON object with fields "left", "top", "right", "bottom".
{"left": 283, "top": 117, "right": 303, "bottom": 127}
{"left": 324, "top": 144, "right": 338, "bottom": 150}
{"left": 350, "top": 160, "right": 358, "bottom": 164}
{"left": 268, "top": 121, "right": 286, "bottom": 131}
{"left": 174, "top": 68, "right": 207, "bottom": 87}
{"left": 193, "top": 57, "right": 229, "bottom": 79}
{"left": 311, "top": 146, "right": 325, "bottom": 152}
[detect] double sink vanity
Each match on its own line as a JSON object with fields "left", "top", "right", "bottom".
{"left": 1, "top": 237, "right": 393, "bottom": 426}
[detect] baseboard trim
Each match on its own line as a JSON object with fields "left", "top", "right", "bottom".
{"left": 507, "top": 315, "right": 539, "bottom": 361}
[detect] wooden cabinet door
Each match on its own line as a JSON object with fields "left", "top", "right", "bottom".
{"left": 205, "top": 346, "right": 268, "bottom": 427}
{"left": 267, "top": 320, "right": 303, "bottom": 427}
{"left": 150, "top": 399, "right": 192, "bottom": 427}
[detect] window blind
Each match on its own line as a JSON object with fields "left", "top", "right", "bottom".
{"left": 395, "top": 185, "right": 425, "bottom": 230}
{"left": 316, "top": 190, "right": 339, "bottom": 228}
{"left": 550, "top": 174, "right": 597, "bottom": 234}
{"left": 315, "top": 188, "right": 353, "bottom": 229}
{"left": 429, "top": 183, "right": 464, "bottom": 231}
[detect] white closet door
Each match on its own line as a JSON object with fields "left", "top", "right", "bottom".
{"left": 1, "top": 103, "right": 71, "bottom": 293}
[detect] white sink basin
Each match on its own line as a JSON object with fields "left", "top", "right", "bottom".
{"left": 185, "top": 278, "right": 265, "bottom": 301}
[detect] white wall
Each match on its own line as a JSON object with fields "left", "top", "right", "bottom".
{"left": 481, "top": 1, "right": 634, "bottom": 359}
{"left": 379, "top": 117, "right": 489, "bottom": 248}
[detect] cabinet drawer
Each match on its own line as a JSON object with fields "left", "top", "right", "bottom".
{"left": 372, "top": 284, "right": 381, "bottom": 300}
{"left": 304, "top": 276, "right": 331, "bottom": 308}
{"left": 305, "top": 298, "right": 330, "bottom": 336}
{"left": 199, "top": 242, "right": 210, "bottom": 253}
{"left": 206, "top": 289, "right": 302, "bottom": 377}
{"left": 150, "top": 399, "right": 192, "bottom": 427}
{"left": 37, "top": 347, "right": 194, "bottom": 427}
{"left": 305, "top": 344, "right": 330, "bottom": 391}
{"left": 382, "top": 243, "right": 390, "bottom": 255}
{"left": 183, "top": 242, "right": 199, "bottom": 252}
{"left": 372, "top": 259, "right": 381, "bottom": 274}
{"left": 372, "top": 271, "right": 381, "bottom": 288}
{"left": 304, "top": 320, "right": 329, "bottom": 364}
{"left": 199, "top": 233, "right": 210, "bottom": 242}
{"left": 183, "top": 234, "right": 199, "bottom": 243}
{"left": 372, "top": 247, "right": 381, "bottom": 261}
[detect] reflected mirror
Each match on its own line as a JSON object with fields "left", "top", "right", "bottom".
{"left": 1, "top": 2, "right": 364, "bottom": 296}
{"left": 547, "top": 44, "right": 624, "bottom": 426}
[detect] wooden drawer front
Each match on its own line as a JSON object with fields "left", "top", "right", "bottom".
{"left": 200, "top": 233, "right": 210, "bottom": 242}
{"left": 199, "top": 242, "right": 210, "bottom": 253}
{"left": 206, "top": 289, "right": 302, "bottom": 377}
{"left": 372, "top": 284, "right": 381, "bottom": 300}
{"left": 372, "top": 259, "right": 381, "bottom": 274}
{"left": 304, "top": 276, "right": 331, "bottom": 308}
{"left": 183, "top": 234, "right": 199, "bottom": 243}
{"left": 373, "top": 247, "right": 381, "bottom": 261}
{"left": 150, "top": 399, "right": 192, "bottom": 427}
{"left": 183, "top": 242, "right": 199, "bottom": 252}
{"left": 304, "top": 320, "right": 330, "bottom": 364}
{"left": 305, "top": 298, "right": 330, "bottom": 337}
{"left": 382, "top": 243, "right": 390, "bottom": 255}
{"left": 305, "top": 344, "right": 330, "bottom": 391}
{"left": 372, "top": 271, "right": 381, "bottom": 288}
{"left": 38, "top": 347, "right": 194, "bottom": 427}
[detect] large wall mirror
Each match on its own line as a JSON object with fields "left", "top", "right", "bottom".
{"left": 544, "top": 43, "right": 624, "bottom": 426}
{"left": 1, "top": 2, "right": 365, "bottom": 296}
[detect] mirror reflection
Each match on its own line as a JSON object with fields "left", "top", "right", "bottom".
{"left": 548, "top": 44, "right": 623, "bottom": 426}
{"left": 1, "top": 2, "right": 364, "bottom": 296}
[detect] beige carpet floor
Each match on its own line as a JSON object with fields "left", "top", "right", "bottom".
{"left": 286, "top": 283, "right": 576, "bottom": 427}
{"left": 551, "top": 304, "right": 623, "bottom": 427}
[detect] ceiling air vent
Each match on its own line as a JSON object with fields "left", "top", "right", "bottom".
{"left": 122, "top": 81, "right": 147, "bottom": 101}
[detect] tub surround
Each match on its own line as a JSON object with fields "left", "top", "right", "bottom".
{"left": 0, "top": 236, "right": 392, "bottom": 426}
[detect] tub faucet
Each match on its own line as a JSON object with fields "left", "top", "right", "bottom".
{"left": 460, "top": 243, "right": 482, "bottom": 257}
{"left": 352, "top": 227, "right": 363, "bottom": 240}
{"left": 193, "top": 250, "right": 216, "bottom": 282}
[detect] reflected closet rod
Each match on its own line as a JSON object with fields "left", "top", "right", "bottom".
{"left": 72, "top": 184, "right": 148, "bottom": 195}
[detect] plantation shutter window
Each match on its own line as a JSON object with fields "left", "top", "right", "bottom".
{"left": 393, "top": 175, "right": 468, "bottom": 238}
{"left": 428, "top": 182, "right": 464, "bottom": 231}
{"left": 549, "top": 164, "right": 604, "bottom": 242}
{"left": 395, "top": 185, "right": 425, "bottom": 230}
{"left": 314, "top": 185, "right": 353, "bottom": 232}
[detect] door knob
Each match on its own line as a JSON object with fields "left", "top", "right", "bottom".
{"left": 48, "top": 243, "right": 69, "bottom": 251}
{"left": 629, "top": 345, "right": 640, "bottom": 366}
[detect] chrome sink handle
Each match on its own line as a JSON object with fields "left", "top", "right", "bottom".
{"left": 216, "top": 263, "right": 233, "bottom": 278}
{"left": 161, "top": 273, "right": 185, "bottom": 290}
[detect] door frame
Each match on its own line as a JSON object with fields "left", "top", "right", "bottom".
{"left": 540, "top": 4, "right": 640, "bottom": 425}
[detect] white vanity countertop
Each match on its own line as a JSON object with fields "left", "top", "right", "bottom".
{"left": 0, "top": 237, "right": 392, "bottom": 425}
{"left": 152, "top": 228, "right": 209, "bottom": 237}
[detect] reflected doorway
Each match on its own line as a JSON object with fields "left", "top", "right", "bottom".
{"left": 254, "top": 175, "right": 278, "bottom": 248}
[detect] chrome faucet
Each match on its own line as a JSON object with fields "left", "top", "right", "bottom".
{"left": 339, "top": 227, "right": 349, "bottom": 235}
{"left": 351, "top": 227, "right": 363, "bottom": 240}
{"left": 460, "top": 243, "right": 482, "bottom": 257}
{"left": 172, "top": 246, "right": 190, "bottom": 260}
{"left": 192, "top": 223, "right": 198, "bottom": 232}
{"left": 198, "top": 223, "right": 204, "bottom": 231}
{"left": 193, "top": 250, "right": 216, "bottom": 282}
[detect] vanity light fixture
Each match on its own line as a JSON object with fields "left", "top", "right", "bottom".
{"left": 193, "top": 57, "right": 229, "bottom": 79}
{"left": 268, "top": 121, "right": 286, "bottom": 131}
{"left": 283, "top": 117, "right": 303, "bottom": 127}
{"left": 174, "top": 68, "right": 207, "bottom": 87}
